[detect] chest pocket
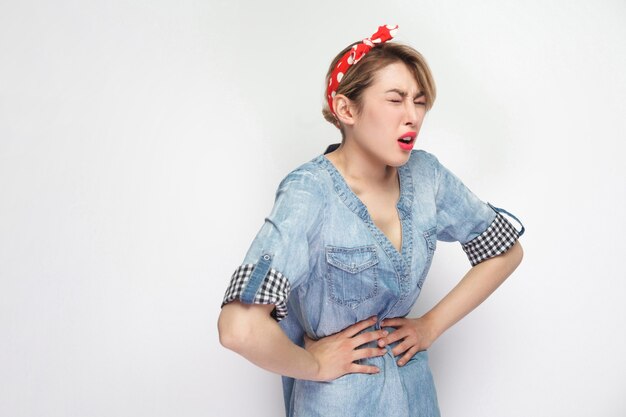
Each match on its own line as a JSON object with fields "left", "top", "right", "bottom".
{"left": 325, "top": 245, "right": 379, "bottom": 309}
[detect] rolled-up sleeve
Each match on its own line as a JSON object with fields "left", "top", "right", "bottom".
{"left": 460, "top": 203, "right": 523, "bottom": 266}
{"left": 432, "top": 154, "right": 525, "bottom": 266}
{"left": 221, "top": 169, "right": 324, "bottom": 321}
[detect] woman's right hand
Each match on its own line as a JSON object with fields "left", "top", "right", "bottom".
{"left": 303, "top": 316, "right": 388, "bottom": 382}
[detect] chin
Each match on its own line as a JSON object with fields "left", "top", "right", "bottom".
{"left": 387, "top": 152, "right": 412, "bottom": 167}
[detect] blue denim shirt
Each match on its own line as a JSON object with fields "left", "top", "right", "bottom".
{"left": 222, "top": 146, "right": 524, "bottom": 417}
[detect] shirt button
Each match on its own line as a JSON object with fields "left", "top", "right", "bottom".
{"left": 263, "top": 254, "right": 271, "bottom": 261}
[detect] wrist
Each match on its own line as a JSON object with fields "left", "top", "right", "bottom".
{"left": 420, "top": 313, "right": 444, "bottom": 343}
{"left": 302, "top": 348, "right": 322, "bottom": 381}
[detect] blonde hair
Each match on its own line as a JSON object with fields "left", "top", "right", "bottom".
{"left": 322, "top": 42, "right": 437, "bottom": 139}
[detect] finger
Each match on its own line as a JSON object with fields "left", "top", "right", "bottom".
{"left": 342, "top": 316, "right": 378, "bottom": 338}
{"left": 381, "top": 317, "right": 407, "bottom": 327}
{"left": 349, "top": 363, "right": 380, "bottom": 375}
{"left": 397, "top": 346, "right": 420, "bottom": 366}
{"left": 351, "top": 329, "right": 388, "bottom": 348}
{"left": 381, "top": 329, "right": 407, "bottom": 346}
{"left": 353, "top": 347, "right": 386, "bottom": 361}
{"left": 391, "top": 339, "right": 413, "bottom": 357}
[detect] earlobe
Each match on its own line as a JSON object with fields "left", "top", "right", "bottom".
{"left": 333, "top": 94, "right": 355, "bottom": 126}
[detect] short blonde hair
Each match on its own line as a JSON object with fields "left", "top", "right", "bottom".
{"left": 322, "top": 42, "right": 437, "bottom": 138}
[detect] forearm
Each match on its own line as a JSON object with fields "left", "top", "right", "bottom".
{"left": 218, "top": 301, "right": 318, "bottom": 380}
{"left": 423, "top": 240, "right": 524, "bottom": 340}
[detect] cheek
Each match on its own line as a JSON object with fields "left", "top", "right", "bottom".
{"left": 365, "top": 108, "right": 394, "bottom": 128}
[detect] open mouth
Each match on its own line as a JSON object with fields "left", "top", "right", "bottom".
{"left": 397, "top": 133, "right": 416, "bottom": 150}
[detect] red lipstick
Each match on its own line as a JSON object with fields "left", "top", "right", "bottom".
{"left": 397, "top": 131, "right": 417, "bottom": 151}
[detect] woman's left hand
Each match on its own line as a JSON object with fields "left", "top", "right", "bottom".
{"left": 378, "top": 317, "right": 438, "bottom": 366}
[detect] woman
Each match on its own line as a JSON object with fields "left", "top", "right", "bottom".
{"left": 218, "top": 25, "right": 524, "bottom": 417}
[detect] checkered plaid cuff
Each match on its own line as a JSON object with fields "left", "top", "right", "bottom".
{"left": 221, "top": 263, "right": 291, "bottom": 321}
{"left": 462, "top": 212, "right": 520, "bottom": 266}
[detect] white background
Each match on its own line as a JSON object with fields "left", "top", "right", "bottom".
{"left": 1, "top": 1, "right": 625, "bottom": 416}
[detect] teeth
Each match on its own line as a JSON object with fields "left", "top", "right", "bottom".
{"left": 399, "top": 137, "right": 412, "bottom": 143}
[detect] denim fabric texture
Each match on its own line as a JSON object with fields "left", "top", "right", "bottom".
{"left": 225, "top": 146, "right": 524, "bottom": 417}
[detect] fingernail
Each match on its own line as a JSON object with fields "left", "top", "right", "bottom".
{"left": 382, "top": 330, "right": 388, "bottom": 336}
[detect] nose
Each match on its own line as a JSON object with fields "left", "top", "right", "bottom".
{"left": 404, "top": 101, "right": 419, "bottom": 127}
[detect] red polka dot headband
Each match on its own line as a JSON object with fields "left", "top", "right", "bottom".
{"left": 327, "top": 24, "right": 399, "bottom": 117}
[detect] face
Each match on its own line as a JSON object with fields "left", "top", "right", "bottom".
{"left": 346, "top": 62, "right": 427, "bottom": 167}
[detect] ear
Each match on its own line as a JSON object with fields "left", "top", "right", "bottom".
{"left": 333, "top": 94, "right": 357, "bottom": 126}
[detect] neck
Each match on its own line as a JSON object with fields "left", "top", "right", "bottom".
{"left": 326, "top": 140, "right": 397, "bottom": 192}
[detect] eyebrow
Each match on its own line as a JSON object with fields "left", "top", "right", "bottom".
{"left": 385, "top": 89, "right": 425, "bottom": 99}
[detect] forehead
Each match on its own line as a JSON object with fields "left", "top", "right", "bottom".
{"left": 370, "top": 62, "right": 421, "bottom": 93}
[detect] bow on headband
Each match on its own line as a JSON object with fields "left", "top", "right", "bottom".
{"left": 327, "top": 24, "right": 399, "bottom": 117}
